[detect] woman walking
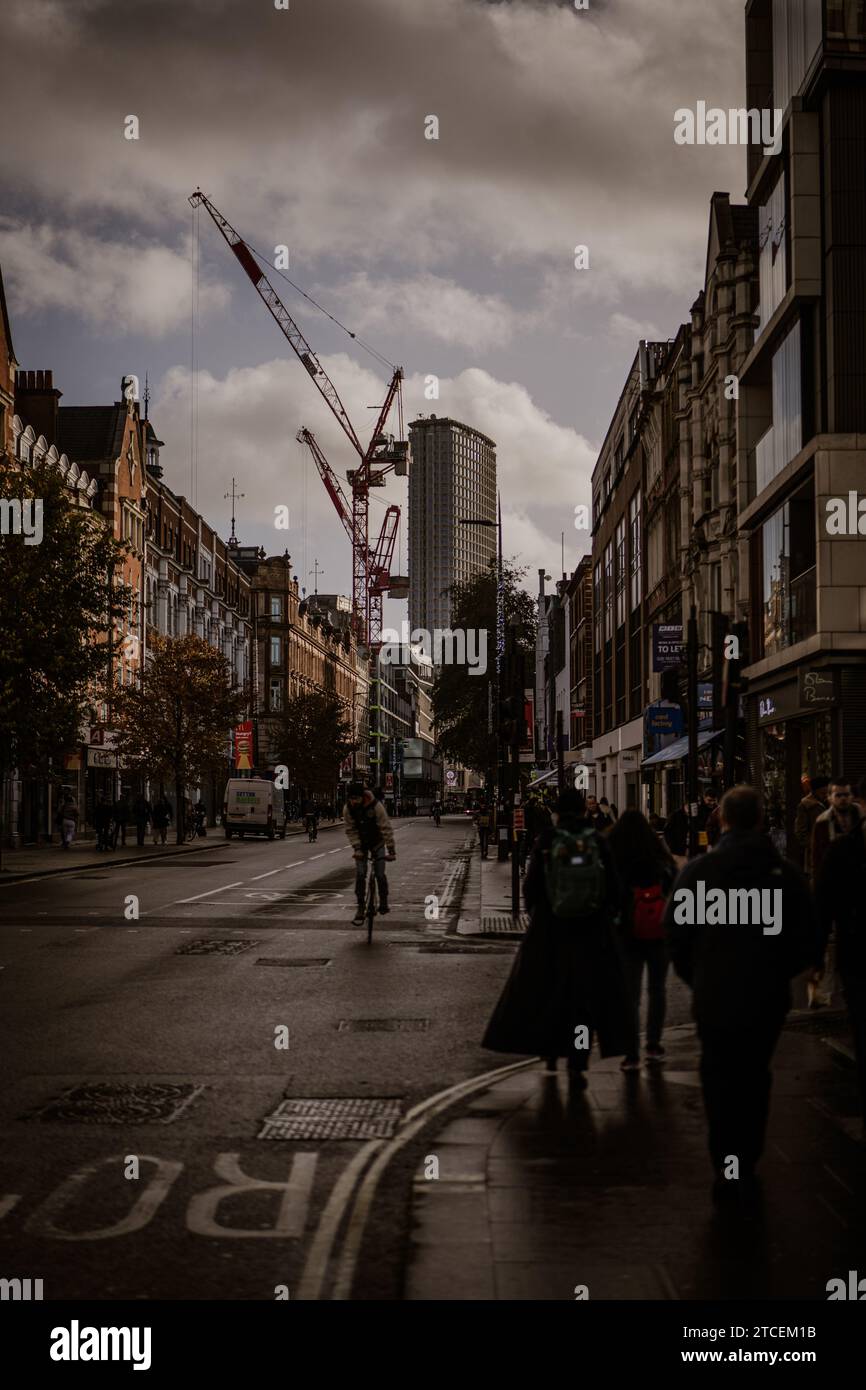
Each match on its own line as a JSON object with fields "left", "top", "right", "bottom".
{"left": 482, "top": 789, "right": 631, "bottom": 1086}
{"left": 608, "top": 810, "right": 678, "bottom": 1071}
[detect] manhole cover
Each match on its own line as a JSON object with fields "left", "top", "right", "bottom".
{"left": 480, "top": 913, "right": 528, "bottom": 935}
{"left": 337, "top": 1018, "right": 430, "bottom": 1032}
{"left": 258, "top": 1097, "right": 403, "bottom": 1140}
{"left": 21, "top": 1082, "right": 204, "bottom": 1125}
{"left": 176, "top": 938, "right": 260, "bottom": 955}
{"left": 256, "top": 957, "right": 332, "bottom": 967}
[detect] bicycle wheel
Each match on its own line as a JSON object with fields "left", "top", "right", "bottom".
{"left": 366, "top": 866, "right": 377, "bottom": 945}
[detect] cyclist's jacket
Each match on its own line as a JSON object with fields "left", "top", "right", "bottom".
{"left": 344, "top": 793, "right": 395, "bottom": 854}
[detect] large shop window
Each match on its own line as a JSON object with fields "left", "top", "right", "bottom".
{"left": 755, "top": 321, "right": 803, "bottom": 494}
{"left": 758, "top": 478, "right": 816, "bottom": 658}
{"left": 758, "top": 175, "right": 787, "bottom": 339}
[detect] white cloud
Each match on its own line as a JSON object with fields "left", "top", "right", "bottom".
{"left": 0, "top": 222, "right": 229, "bottom": 335}
{"left": 329, "top": 272, "right": 523, "bottom": 352}
{"left": 152, "top": 356, "right": 597, "bottom": 600}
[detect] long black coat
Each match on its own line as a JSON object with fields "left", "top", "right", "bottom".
{"left": 482, "top": 819, "right": 632, "bottom": 1059}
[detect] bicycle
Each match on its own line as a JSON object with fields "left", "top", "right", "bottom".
{"left": 307, "top": 819, "right": 318, "bottom": 843}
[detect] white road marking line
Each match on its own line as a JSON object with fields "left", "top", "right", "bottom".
{"left": 297, "top": 1057, "right": 537, "bottom": 1302}
{"left": 309, "top": 853, "right": 325, "bottom": 860}
{"left": 250, "top": 868, "right": 284, "bottom": 880}
{"left": 284, "top": 862, "right": 304, "bottom": 868}
{"left": 175, "top": 881, "right": 243, "bottom": 904}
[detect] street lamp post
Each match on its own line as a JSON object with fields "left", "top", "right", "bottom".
{"left": 458, "top": 496, "right": 503, "bottom": 805}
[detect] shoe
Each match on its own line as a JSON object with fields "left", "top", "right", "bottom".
{"left": 621, "top": 1056, "right": 641, "bottom": 1072}
{"left": 352, "top": 910, "right": 365, "bottom": 926}
{"left": 378, "top": 904, "right": 390, "bottom": 915}
{"left": 645, "top": 1046, "right": 665, "bottom": 1063}
{"left": 543, "top": 1056, "right": 558, "bottom": 1073}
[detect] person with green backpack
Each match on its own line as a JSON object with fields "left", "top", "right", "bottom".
{"left": 482, "top": 788, "right": 632, "bottom": 1086}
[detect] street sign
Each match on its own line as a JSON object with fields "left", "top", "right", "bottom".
{"left": 645, "top": 702, "right": 684, "bottom": 736}
{"left": 234, "top": 721, "right": 254, "bottom": 771}
{"left": 652, "top": 624, "right": 683, "bottom": 672}
{"left": 446, "top": 770, "right": 457, "bottom": 785}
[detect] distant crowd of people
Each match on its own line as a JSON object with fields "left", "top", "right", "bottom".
{"left": 480, "top": 777, "right": 866, "bottom": 1207}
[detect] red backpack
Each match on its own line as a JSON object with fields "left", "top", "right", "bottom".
{"left": 631, "top": 882, "right": 666, "bottom": 941}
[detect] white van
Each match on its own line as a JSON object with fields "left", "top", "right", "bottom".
{"left": 223, "top": 778, "right": 288, "bottom": 840}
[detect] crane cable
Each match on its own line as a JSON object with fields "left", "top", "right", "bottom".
{"left": 241, "top": 234, "right": 397, "bottom": 375}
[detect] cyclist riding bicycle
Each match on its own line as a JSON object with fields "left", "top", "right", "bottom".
{"left": 344, "top": 781, "right": 395, "bottom": 926}
{"left": 303, "top": 801, "right": 319, "bottom": 839}
{"left": 431, "top": 800, "right": 442, "bottom": 826}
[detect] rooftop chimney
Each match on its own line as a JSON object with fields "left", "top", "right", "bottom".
{"left": 15, "top": 369, "right": 62, "bottom": 448}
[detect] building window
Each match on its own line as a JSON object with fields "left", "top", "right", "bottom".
{"left": 615, "top": 518, "right": 626, "bottom": 628}
{"left": 603, "top": 542, "right": 613, "bottom": 643}
{"left": 756, "top": 321, "right": 802, "bottom": 494}
{"left": 772, "top": 0, "right": 822, "bottom": 117}
{"left": 270, "top": 636, "right": 282, "bottom": 668}
{"left": 756, "top": 478, "right": 816, "bottom": 658}
{"left": 629, "top": 490, "right": 641, "bottom": 610}
{"left": 270, "top": 596, "right": 282, "bottom": 620}
{"left": 757, "top": 172, "right": 787, "bottom": 337}
{"left": 269, "top": 678, "right": 283, "bottom": 712}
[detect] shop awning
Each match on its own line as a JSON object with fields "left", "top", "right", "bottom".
{"left": 527, "top": 767, "right": 559, "bottom": 790}
{"left": 641, "top": 729, "right": 722, "bottom": 768}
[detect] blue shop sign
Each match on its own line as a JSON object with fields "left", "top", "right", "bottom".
{"left": 645, "top": 702, "right": 684, "bottom": 736}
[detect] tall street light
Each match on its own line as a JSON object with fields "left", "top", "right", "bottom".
{"left": 458, "top": 495, "right": 503, "bottom": 803}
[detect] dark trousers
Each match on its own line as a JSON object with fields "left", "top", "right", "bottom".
{"left": 355, "top": 846, "right": 388, "bottom": 907}
{"left": 623, "top": 940, "right": 669, "bottom": 1056}
{"left": 135, "top": 820, "right": 147, "bottom": 846}
{"left": 478, "top": 828, "right": 489, "bottom": 858}
{"left": 697, "top": 1014, "right": 785, "bottom": 1173}
{"left": 841, "top": 969, "right": 866, "bottom": 1123}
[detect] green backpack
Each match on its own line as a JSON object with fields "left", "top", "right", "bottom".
{"left": 544, "top": 827, "right": 606, "bottom": 919}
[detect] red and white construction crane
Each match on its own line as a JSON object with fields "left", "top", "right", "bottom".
{"left": 189, "top": 189, "right": 408, "bottom": 648}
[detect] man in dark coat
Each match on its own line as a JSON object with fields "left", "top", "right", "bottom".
{"left": 585, "top": 793, "right": 613, "bottom": 835}
{"left": 815, "top": 820, "right": 866, "bottom": 1138}
{"left": 794, "top": 776, "right": 829, "bottom": 878}
{"left": 664, "top": 784, "right": 819, "bottom": 1205}
{"left": 482, "top": 789, "right": 631, "bottom": 1086}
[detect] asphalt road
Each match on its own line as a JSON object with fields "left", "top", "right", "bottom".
{"left": 0, "top": 815, "right": 526, "bottom": 1300}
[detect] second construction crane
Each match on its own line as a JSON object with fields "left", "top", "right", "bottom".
{"left": 189, "top": 189, "right": 409, "bottom": 649}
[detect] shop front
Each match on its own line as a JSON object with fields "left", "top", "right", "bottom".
{"left": 746, "top": 667, "right": 842, "bottom": 863}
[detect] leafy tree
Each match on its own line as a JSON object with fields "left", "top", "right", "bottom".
{"left": 271, "top": 689, "right": 357, "bottom": 800}
{"left": 431, "top": 558, "right": 536, "bottom": 782}
{"left": 113, "top": 634, "right": 244, "bottom": 843}
{"left": 0, "top": 455, "right": 131, "bottom": 862}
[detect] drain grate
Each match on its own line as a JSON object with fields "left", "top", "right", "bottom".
{"left": 176, "top": 938, "right": 260, "bottom": 956}
{"left": 338, "top": 1018, "right": 430, "bottom": 1033}
{"left": 258, "top": 1096, "right": 403, "bottom": 1140}
{"left": 480, "top": 913, "right": 528, "bottom": 935}
{"left": 256, "top": 957, "right": 332, "bottom": 967}
{"left": 22, "top": 1082, "right": 204, "bottom": 1125}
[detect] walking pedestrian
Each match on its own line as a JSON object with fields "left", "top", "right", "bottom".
{"left": 794, "top": 776, "right": 830, "bottom": 877}
{"left": 111, "top": 790, "right": 130, "bottom": 849}
{"left": 482, "top": 788, "right": 630, "bottom": 1087}
{"left": 59, "top": 793, "right": 79, "bottom": 850}
{"left": 664, "top": 785, "right": 818, "bottom": 1206}
{"left": 599, "top": 796, "right": 617, "bottom": 824}
{"left": 811, "top": 777, "right": 861, "bottom": 884}
{"left": 663, "top": 802, "right": 689, "bottom": 860}
{"left": 133, "top": 793, "right": 152, "bottom": 847}
{"left": 608, "top": 810, "right": 677, "bottom": 1071}
{"left": 93, "top": 795, "right": 112, "bottom": 852}
{"left": 152, "top": 795, "right": 172, "bottom": 846}
{"left": 815, "top": 813, "right": 866, "bottom": 1140}
{"left": 695, "top": 788, "right": 720, "bottom": 852}
{"left": 585, "top": 794, "right": 613, "bottom": 834}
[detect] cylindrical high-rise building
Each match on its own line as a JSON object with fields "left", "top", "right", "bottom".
{"left": 408, "top": 415, "right": 497, "bottom": 641}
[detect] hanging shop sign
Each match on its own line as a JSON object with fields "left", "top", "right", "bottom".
{"left": 652, "top": 624, "right": 683, "bottom": 672}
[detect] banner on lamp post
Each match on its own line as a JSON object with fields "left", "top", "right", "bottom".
{"left": 234, "top": 721, "right": 254, "bottom": 771}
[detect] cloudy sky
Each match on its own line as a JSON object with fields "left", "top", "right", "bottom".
{"left": 1, "top": 0, "right": 746, "bottom": 612}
